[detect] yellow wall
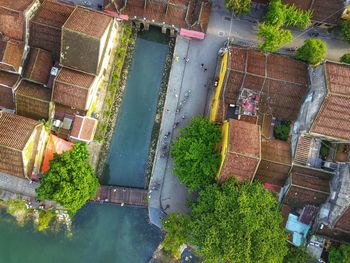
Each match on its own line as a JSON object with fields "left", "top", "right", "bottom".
{"left": 210, "top": 51, "right": 228, "bottom": 122}
{"left": 342, "top": 6, "right": 350, "bottom": 20}
{"left": 216, "top": 120, "right": 229, "bottom": 179}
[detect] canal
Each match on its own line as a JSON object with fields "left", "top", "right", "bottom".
{"left": 103, "top": 27, "right": 170, "bottom": 187}
{"left": 0, "top": 28, "right": 170, "bottom": 262}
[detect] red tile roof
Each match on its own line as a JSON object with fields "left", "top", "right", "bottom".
{"left": 70, "top": 115, "right": 97, "bottom": 142}
{"left": 0, "top": 70, "right": 20, "bottom": 109}
{"left": 0, "top": 0, "right": 35, "bottom": 11}
{"left": 15, "top": 79, "right": 52, "bottom": 120}
{"left": 23, "top": 47, "right": 53, "bottom": 85}
{"left": 310, "top": 62, "right": 350, "bottom": 141}
{"left": 0, "top": 40, "right": 25, "bottom": 72}
{"left": 0, "top": 111, "right": 39, "bottom": 150}
{"left": 52, "top": 67, "right": 95, "bottom": 110}
{"left": 217, "top": 46, "right": 308, "bottom": 122}
{"left": 29, "top": 0, "right": 74, "bottom": 59}
{"left": 218, "top": 119, "right": 261, "bottom": 183}
{"left": 64, "top": 6, "right": 112, "bottom": 38}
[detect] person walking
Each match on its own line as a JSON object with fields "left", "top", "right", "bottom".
{"left": 200, "top": 63, "right": 204, "bottom": 68}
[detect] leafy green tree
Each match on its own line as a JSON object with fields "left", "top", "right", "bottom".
{"left": 162, "top": 213, "right": 190, "bottom": 259}
{"left": 341, "top": 53, "right": 350, "bottom": 64}
{"left": 274, "top": 121, "right": 291, "bottom": 141}
{"left": 163, "top": 179, "right": 288, "bottom": 262}
{"left": 329, "top": 244, "right": 350, "bottom": 263}
{"left": 258, "top": 23, "right": 292, "bottom": 52}
{"left": 264, "top": 0, "right": 287, "bottom": 27}
{"left": 225, "top": 0, "right": 251, "bottom": 15}
{"left": 296, "top": 38, "right": 327, "bottom": 65}
{"left": 284, "top": 4, "right": 312, "bottom": 29}
{"left": 284, "top": 246, "right": 315, "bottom": 263}
{"left": 170, "top": 117, "right": 221, "bottom": 191}
{"left": 36, "top": 143, "right": 99, "bottom": 214}
{"left": 341, "top": 21, "right": 350, "bottom": 43}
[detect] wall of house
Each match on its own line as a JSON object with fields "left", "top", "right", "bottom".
{"left": 216, "top": 120, "right": 229, "bottom": 180}
{"left": 210, "top": 51, "right": 228, "bottom": 122}
{"left": 24, "top": 0, "right": 41, "bottom": 46}
{"left": 22, "top": 127, "right": 38, "bottom": 179}
{"left": 98, "top": 21, "right": 112, "bottom": 69}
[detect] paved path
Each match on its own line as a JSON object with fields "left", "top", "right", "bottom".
{"left": 0, "top": 172, "right": 37, "bottom": 198}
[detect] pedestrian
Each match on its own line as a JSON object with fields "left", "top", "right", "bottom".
{"left": 166, "top": 108, "right": 170, "bottom": 112}
{"left": 185, "top": 57, "right": 190, "bottom": 63}
{"left": 201, "top": 63, "right": 204, "bottom": 68}
{"left": 204, "top": 68, "right": 207, "bottom": 72}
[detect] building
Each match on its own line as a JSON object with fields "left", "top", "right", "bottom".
{"left": 0, "top": 0, "right": 40, "bottom": 43}
{"left": 255, "top": 139, "right": 291, "bottom": 187}
{"left": 23, "top": 47, "right": 53, "bottom": 85}
{"left": 60, "top": 6, "right": 113, "bottom": 75}
{"left": 0, "top": 112, "right": 46, "bottom": 179}
{"left": 0, "top": 70, "right": 20, "bottom": 111}
{"left": 15, "top": 79, "right": 53, "bottom": 120}
{"left": 108, "top": 0, "right": 211, "bottom": 36}
{"left": 217, "top": 119, "right": 261, "bottom": 183}
{"left": 69, "top": 115, "right": 98, "bottom": 143}
{"left": 210, "top": 45, "right": 309, "bottom": 124}
{"left": 0, "top": 39, "right": 26, "bottom": 74}
{"left": 316, "top": 164, "right": 350, "bottom": 243}
{"left": 29, "top": 0, "right": 74, "bottom": 60}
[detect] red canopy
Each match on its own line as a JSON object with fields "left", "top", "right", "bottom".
{"left": 180, "top": 28, "right": 205, "bottom": 40}
{"left": 41, "top": 134, "right": 73, "bottom": 173}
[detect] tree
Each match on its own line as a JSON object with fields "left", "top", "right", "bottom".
{"left": 258, "top": 23, "right": 293, "bottom": 52}
{"left": 162, "top": 213, "right": 190, "bottom": 259}
{"left": 284, "top": 246, "right": 315, "bottom": 263}
{"left": 341, "top": 53, "right": 350, "bottom": 64}
{"left": 341, "top": 21, "right": 350, "bottom": 43}
{"left": 163, "top": 179, "right": 288, "bottom": 262}
{"left": 36, "top": 143, "right": 99, "bottom": 214}
{"left": 170, "top": 117, "right": 221, "bottom": 191}
{"left": 328, "top": 244, "right": 350, "bottom": 263}
{"left": 296, "top": 38, "right": 327, "bottom": 65}
{"left": 225, "top": 0, "right": 251, "bottom": 15}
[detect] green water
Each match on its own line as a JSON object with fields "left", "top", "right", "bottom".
{"left": 0, "top": 28, "right": 169, "bottom": 263}
{"left": 0, "top": 204, "right": 162, "bottom": 263}
{"left": 103, "top": 27, "right": 170, "bottom": 187}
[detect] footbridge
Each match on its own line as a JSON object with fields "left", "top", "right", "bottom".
{"left": 94, "top": 185, "right": 148, "bottom": 207}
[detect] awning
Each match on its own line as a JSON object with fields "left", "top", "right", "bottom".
{"left": 41, "top": 134, "right": 73, "bottom": 173}
{"left": 179, "top": 28, "right": 205, "bottom": 40}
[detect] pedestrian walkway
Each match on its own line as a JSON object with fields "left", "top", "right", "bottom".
{"left": 0, "top": 172, "right": 37, "bottom": 198}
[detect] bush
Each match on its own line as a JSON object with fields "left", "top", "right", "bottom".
{"left": 225, "top": 0, "right": 251, "bottom": 15}
{"left": 258, "top": 23, "right": 293, "bottom": 52}
{"left": 296, "top": 38, "right": 327, "bottom": 65}
{"left": 284, "top": 246, "right": 315, "bottom": 263}
{"left": 320, "top": 141, "right": 331, "bottom": 160}
{"left": 274, "top": 121, "right": 290, "bottom": 141}
{"left": 341, "top": 21, "right": 350, "bottom": 43}
{"left": 341, "top": 53, "right": 350, "bottom": 64}
{"left": 329, "top": 244, "right": 350, "bottom": 263}
{"left": 37, "top": 210, "right": 56, "bottom": 231}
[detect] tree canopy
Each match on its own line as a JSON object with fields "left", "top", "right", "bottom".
{"left": 225, "top": 0, "right": 251, "bottom": 15}
{"left": 341, "top": 21, "right": 350, "bottom": 43}
{"left": 36, "top": 142, "right": 99, "bottom": 214}
{"left": 328, "top": 244, "right": 350, "bottom": 263}
{"left": 170, "top": 116, "right": 221, "bottom": 191}
{"left": 163, "top": 179, "right": 288, "bottom": 262}
{"left": 341, "top": 53, "right": 350, "bottom": 64}
{"left": 283, "top": 246, "right": 315, "bottom": 263}
{"left": 258, "top": 0, "right": 311, "bottom": 52}
{"left": 296, "top": 38, "right": 327, "bottom": 65}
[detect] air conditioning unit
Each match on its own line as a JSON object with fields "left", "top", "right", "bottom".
{"left": 52, "top": 119, "right": 62, "bottom": 128}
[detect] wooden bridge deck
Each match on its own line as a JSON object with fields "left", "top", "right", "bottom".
{"left": 94, "top": 186, "right": 148, "bottom": 207}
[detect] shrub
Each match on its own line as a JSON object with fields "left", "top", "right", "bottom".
{"left": 341, "top": 53, "right": 350, "bottom": 64}
{"left": 296, "top": 38, "right": 327, "bottom": 65}
{"left": 225, "top": 0, "right": 251, "bottom": 15}
{"left": 341, "top": 21, "right": 350, "bottom": 43}
{"left": 274, "top": 121, "right": 290, "bottom": 141}
{"left": 329, "top": 244, "right": 350, "bottom": 263}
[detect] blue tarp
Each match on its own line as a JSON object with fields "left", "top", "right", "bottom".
{"left": 285, "top": 213, "right": 310, "bottom": 246}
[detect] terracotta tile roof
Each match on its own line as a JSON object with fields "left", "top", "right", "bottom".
{"left": 316, "top": 225, "right": 350, "bottom": 244}
{"left": 310, "top": 62, "right": 350, "bottom": 141}
{"left": 15, "top": 79, "right": 52, "bottom": 120}
{"left": 23, "top": 47, "right": 53, "bottom": 85}
{"left": 54, "top": 103, "right": 87, "bottom": 121}
{"left": 0, "top": 40, "right": 25, "bottom": 72}
{"left": 223, "top": 46, "right": 308, "bottom": 121}
{"left": 294, "top": 134, "right": 312, "bottom": 165}
{"left": 283, "top": 0, "right": 344, "bottom": 25}
{"left": 63, "top": 6, "right": 112, "bottom": 38}
{"left": 0, "top": 0, "right": 35, "bottom": 11}
{"left": 218, "top": 119, "right": 261, "bottom": 183}
{"left": 29, "top": 0, "right": 74, "bottom": 59}
{"left": 53, "top": 67, "right": 95, "bottom": 110}
{"left": 335, "top": 207, "right": 350, "bottom": 233}
{"left": 0, "top": 70, "right": 20, "bottom": 109}
{"left": 0, "top": 112, "right": 39, "bottom": 150}
{"left": 283, "top": 172, "right": 330, "bottom": 208}
{"left": 255, "top": 139, "right": 291, "bottom": 186}
{"left": 70, "top": 115, "right": 97, "bottom": 142}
